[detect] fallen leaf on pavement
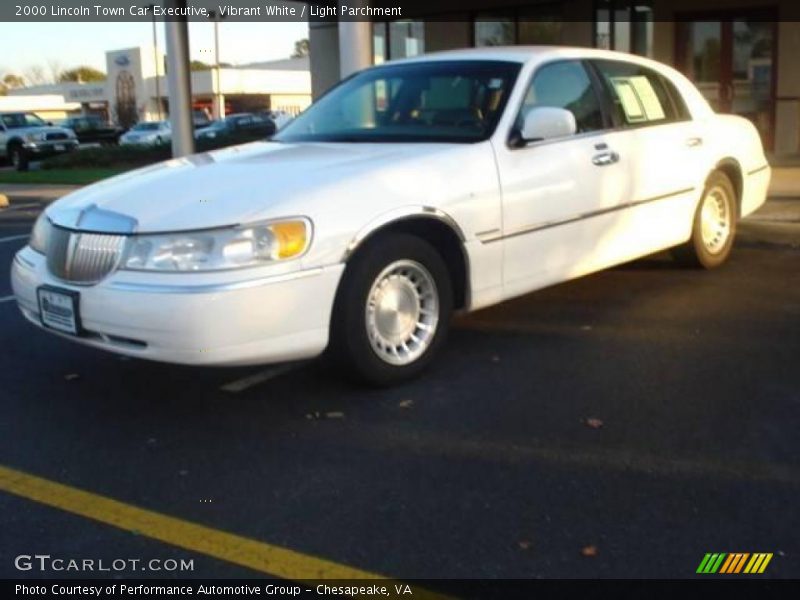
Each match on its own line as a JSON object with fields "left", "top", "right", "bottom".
{"left": 581, "top": 545, "right": 598, "bottom": 557}
{"left": 64, "top": 373, "right": 80, "bottom": 381}
{"left": 518, "top": 540, "right": 532, "bottom": 551}
{"left": 398, "top": 399, "right": 414, "bottom": 409}
{"left": 325, "top": 411, "right": 345, "bottom": 419}
{"left": 583, "top": 418, "right": 604, "bottom": 429}
{"left": 491, "top": 355, "right": 500, "bottom": 363}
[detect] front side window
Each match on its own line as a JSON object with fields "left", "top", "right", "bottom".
{"left": 2, "top": 113, "right": 47, "bottom": 128}
{"left": 593, "top": 60, "right": 683, "bottom": 126}
{"left": 275, "top": 61, "right": 521, "bottom": 144}
{"left": 517, "top": 60, "right": 604, "bottom": 135}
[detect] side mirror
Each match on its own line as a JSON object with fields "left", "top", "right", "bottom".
{"left": 47, "top": 121, "right": 53, "bottom": 126}
{"left": 519, "top": 107, "right": 577, "bottom": 145}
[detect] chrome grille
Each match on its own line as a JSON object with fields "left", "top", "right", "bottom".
{"left": 46, "top": 227, "right": 125, "bottom": 284}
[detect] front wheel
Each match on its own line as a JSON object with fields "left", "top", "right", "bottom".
{"left": 10, "top": 145, "right": 29, "bottom": 172}
{"left": 672, "top": 171, "right": 737, "bottom": 269}
{"left": 329, "top": 233, "right": 453, "bottom": 386}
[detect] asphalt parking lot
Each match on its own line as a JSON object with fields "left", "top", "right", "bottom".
{"left": 0, "top": 190, "right": 798, "bottom": 581}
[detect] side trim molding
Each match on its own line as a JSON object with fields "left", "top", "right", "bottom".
{"left": 479, "top": 186, "right": 696, "bottom": 244}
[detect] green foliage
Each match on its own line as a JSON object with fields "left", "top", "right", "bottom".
{"left": 58, "top": 66, "right": 106, "bottom": 83}
{"left": 40, "top": 133, "right": 268, "bottom": 170}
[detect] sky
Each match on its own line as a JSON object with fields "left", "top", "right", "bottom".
{"left": 0, "top": 21, "right": 309, "bottom": 80}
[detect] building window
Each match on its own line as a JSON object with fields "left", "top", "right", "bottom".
{"left": 474, "top": 14, "right": 515, "bottom": 47}
{"left": 390, "top": 21, "right": 425, "bottom": 59}
{"left": 594, "top": 1, "right": 653, "bottom": 57}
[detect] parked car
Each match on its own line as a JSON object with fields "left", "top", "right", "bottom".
{"left": 193, "top": 109, "right": 212, "bottom": 130}
{"left": 194, "top": 112, "right": 276, "bottom": 143}
{"left": 11, "top": 47, "right": 770, "bottom": 385}
{"left": 265, "top": 110, "right": 294, "bottom": 131}
{"left": 61, "top": 115, "right": 124, "bottom": 145}
{"left": 119, "top": 121, "right": 171, "bottom": 147}
{"left": 0, "top": 112, "right": 79, "bottom": 171}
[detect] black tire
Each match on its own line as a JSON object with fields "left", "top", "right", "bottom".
{"left": 672, "top": 171, "right": 737, "bottom": 269}
{"left": 328, "top": 233, "right": 453, "bottom": 386}
{"left": 10, "top": 144, "right": 29, "bottom": 172}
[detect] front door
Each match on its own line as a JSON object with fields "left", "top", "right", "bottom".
{"left": 676, "top": 13, "right": 776, "bottom": 149}
{"left": 493, "top": 59, "right": 629, "bottom": 298}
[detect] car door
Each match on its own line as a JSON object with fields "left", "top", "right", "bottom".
{"left": 589, "top": 59, "right": 709, "bottom": 253}
{"left": 492, "top": 59, "right": 630, "bottom": 298}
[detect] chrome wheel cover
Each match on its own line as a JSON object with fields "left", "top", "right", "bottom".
{"left": 365, "top": 260, "right": 439, "bottom": 366}
{"left": 700, "top": 186, "right": 732, "bottom": 254}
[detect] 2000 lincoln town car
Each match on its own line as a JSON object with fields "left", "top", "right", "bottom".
{"left": 11, "top": 47, "right": 771, "bottom": 385}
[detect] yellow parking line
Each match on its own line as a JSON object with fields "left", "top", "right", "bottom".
{"left": 0, "top": 463, "right": 448, "bottom": 597}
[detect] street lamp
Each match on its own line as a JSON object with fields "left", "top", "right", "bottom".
{"left": 148, "top": 3, "right": 163, "bottom": 120}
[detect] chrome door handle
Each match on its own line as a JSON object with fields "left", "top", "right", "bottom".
{"left": 686, "top": 137, "right": 704, "bottom": 147}
{"left": 592, "top": 151, "right": 619, "bottom": 166}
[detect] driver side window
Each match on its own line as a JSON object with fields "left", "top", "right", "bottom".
{"left": 518, "top": 60, "right": 604, "bottom": 135}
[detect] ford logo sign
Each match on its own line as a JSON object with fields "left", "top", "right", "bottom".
{"left": 114, "top": 55, "right": 131, "bottom": 67}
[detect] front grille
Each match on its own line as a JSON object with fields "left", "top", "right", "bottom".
{"left": 46, "top": 226, "right": 125, "bottom": 284}
{"left": 45, "top": 132, "right": 69, "bottom": 141}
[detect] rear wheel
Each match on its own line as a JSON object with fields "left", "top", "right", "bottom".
{"left": 329, "top": 233, "right": 453, "bottom": 386}
{"left": 672, "top": 171, "right": 737, "bottom": 269}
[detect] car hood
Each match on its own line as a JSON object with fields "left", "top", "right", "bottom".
{"left": 47, "top": 140, "right": 474, "bottom": 233}
{"left": 11, "top": 125, "right": 74, "bottom": 137}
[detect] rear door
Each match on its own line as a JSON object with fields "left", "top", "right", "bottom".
{"left": 589, "top": 59, "right": 709, "bottom": 248}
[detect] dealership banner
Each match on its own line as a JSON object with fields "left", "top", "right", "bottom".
{"left": 2, "top": 0, "right": 787, "bottom": 23}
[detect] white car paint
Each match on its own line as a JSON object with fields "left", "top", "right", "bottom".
{"left": 11, "top": 47, "right": 770, "bottom": 367}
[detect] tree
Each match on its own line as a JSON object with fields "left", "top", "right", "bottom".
{"left": 2, "top": 73, "right": 25, "bottom": 89}
{"left": 58, "top": 66, "right": 106, "bottom": 83}
{"left": 23, "top": 65, "right": 48, "bottom": 85}
{"left": 291, "top": 38, "right": 309, "bottom": 58}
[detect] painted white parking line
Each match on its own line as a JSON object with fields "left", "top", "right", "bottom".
{"left": 220, "top": 364, "right": 298, "bottom": 393}
{"left": 0, "top": 235, "right": 30, "bottom": 243}
{"left": 1, "top": 202, "right": 41, "bottom": 212}
{"left": 0, "top": 296, "right": 16, "bottom": 304}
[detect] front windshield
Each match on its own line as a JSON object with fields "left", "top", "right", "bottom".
{"left": 2, "top": 113, "right": 47, "bottom": 129}
{"left": 133, "top": 122, "right": 161, "bottom": 131}
{"left": 275, "top": 60, "right": 521, "bottom": 144}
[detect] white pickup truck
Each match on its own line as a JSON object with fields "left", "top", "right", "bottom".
{"left": 0, "top": 112, "right": 79, "bottom": 171}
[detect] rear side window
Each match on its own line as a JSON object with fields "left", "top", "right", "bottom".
{"left": 519, "top": 60, "right": 605, "bottom": 134}
{"left": 592, "top": 60, "right": 687, "bottom": 127}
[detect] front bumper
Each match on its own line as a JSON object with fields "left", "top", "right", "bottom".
{"left": 11, "top": 246, "right": 345, "bottom": 366}
{"left": 23, "top": 140, "right": 79, "bottom": 156}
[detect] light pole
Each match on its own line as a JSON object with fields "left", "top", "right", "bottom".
{"left": 210, "top": 10, "right": 224, "bottom": 120}
{"left": 148, "top": 3, "right": 163, "bottom": 121}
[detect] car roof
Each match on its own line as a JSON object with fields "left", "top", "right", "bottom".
{"left": 389, "top": 45, "right": 673, "bottom": 71}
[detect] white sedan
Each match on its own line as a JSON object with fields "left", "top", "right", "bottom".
{"left": 119, "top": 121, "right": 171, "bottom": 146}
{"left": 11, "top": 47, "right": 770, "bottom": 385}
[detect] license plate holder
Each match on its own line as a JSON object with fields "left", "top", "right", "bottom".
{"left": 37, "top": 285, "right": 81, "bottom": 335}
{"left": 53, "top": 144, "right": 65, "bottom": 151}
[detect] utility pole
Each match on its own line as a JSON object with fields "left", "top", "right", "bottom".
{"left": 149, "top": 3, "right": 163, "bottom": 121}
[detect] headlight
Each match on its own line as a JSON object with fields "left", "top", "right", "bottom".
{"left": 30, "top": 212, "right": 52, "bottom": 254}
{"left": 24, "top": 132, "right": 45, "bottom": 143}
{"left": 120, "top": 218, "right": 311, "bottom": 272}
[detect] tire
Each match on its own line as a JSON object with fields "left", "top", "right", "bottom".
{"left": 10, "top": 144, "right": 29, "bottom": 172}
{"left": 672, "top": 171, "right": 737, "bottom": 269}
{"left": 329, "top": 233, "right": 453, "bottom": 386}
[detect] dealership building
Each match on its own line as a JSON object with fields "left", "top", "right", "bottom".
{"left": 9, "top": 46, "right": 312, "bottom": 126}
{"left": 308, "top": 0, "right": 800, "bottom": 157}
